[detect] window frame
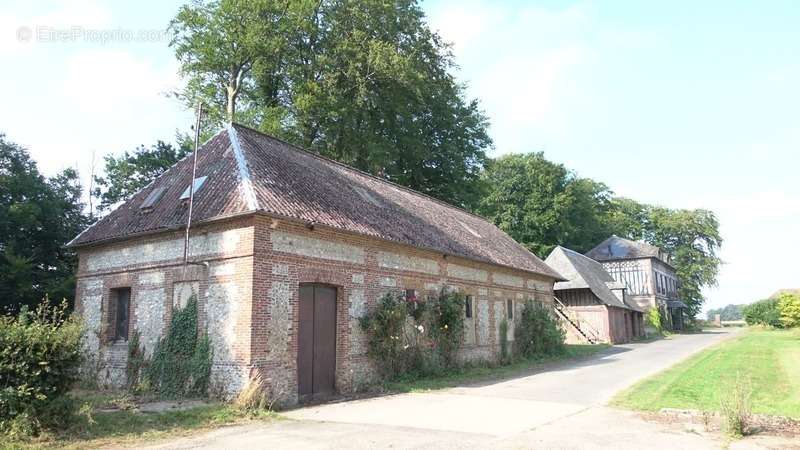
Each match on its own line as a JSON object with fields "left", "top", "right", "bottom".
{"left": 110, "top": 287, "right": 131, "bottom": 342}
{"left": 506, "top": 299, "right": 514, "bottom": 320}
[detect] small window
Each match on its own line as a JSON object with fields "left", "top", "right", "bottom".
{"left": 111, "top": 288, "right": 131, "bottom": 341}
{"left": 405, "top": 289, "right": 418, "bottom": 303}
{"left": 180, "top": 176, "right": 207, "bottom": 200}
{"left": 506, "top": 299, "right": 513, "bottom": 320}
{"left": 140, "top": 186, "right": 166, "bottom": 210}
{"left": 465, "top": 295, "right": 473, "bottom": 318}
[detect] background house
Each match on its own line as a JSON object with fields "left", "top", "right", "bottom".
{"left": 585, "top": 236, "right": 686, "bottom": 330}
{"left": 545, "top": 246, "right": 644, "bottom": 344}
{"left": 69, "top": 124, "right": 564, "bottom": 404}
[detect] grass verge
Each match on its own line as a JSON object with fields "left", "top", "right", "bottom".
{"left": 1, "top": 392, "right": 278, "bottom": 450}
{"left": 386, "top": 343, "right": 609, "bottom": 393}
{"left": 612, "top": 328, "right": 800, "bottom": 418}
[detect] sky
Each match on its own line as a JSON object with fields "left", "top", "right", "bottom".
{"left": 1, "top": 0, "right": 798, "bottom": 314}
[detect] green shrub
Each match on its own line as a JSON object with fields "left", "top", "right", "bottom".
{"left": 360, "top": 289, "right": 466, "bottom": 380}
{"left": 514, "top": 301, "right": 565, "bottom": 359}
{"left": 425, "top": 290, "right": 465, "bottom": 368}
{"left": 126, "top": 331, "right": 147, "bottom": 392}
{"left": 144, "top": 296, "right": 212, "bottom": 398}
{"left": 498, "top": 319, "right": 509, "bottom": 363}
{"left": 647, "top": 307, "right": 664, "bottom": 333}
{"left": 777, "top": 293, "right": 800, "bottom": 328}
{"left": 0, "top": 301, "right": 84, "bottom": 436}
{"left": 743, "top": 298, "right": 782, "bottom": 327}
{"left": 359, "top": 292, "right": 411, "bottom": 377}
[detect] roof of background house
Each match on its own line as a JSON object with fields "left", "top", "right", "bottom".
{"left": 585, "top": 235, "right": 672, "bottom": 266}
{"left": 70, "top": 124, "right": 563, "bottom": 279}
{"left": 770, "top": 288, "right": 800, "bottom": 299}
{"left": 545, "top": 246, "right": 641, "bottom": 311}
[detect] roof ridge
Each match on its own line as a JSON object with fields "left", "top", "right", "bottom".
{"left": 230, "top": 122, "right": 492, "bottom": 223}
{"left": 226, "top": 124, "right": 259, "bottom": 211}
{"left": 560, "top": 245, "right": 605, "bottom": 265}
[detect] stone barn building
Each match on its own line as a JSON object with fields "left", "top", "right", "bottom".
{"left": 585, "top": 236, "right": 687, "bottom": 331}
{"left": 69, "top": 124, "right": 564, "bottom": 404}
{"left": 544, "top": 246, "right": 644, "bottom": 344}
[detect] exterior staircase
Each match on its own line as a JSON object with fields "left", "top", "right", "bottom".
{"left": 552, "top": 296, "right": 602, "bottom": 344}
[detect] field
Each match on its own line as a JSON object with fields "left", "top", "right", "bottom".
{"left": 613, "top": 328, "right": 800, "bottom": 418}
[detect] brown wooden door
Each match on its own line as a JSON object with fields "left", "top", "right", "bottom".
{"left": 297, "top": 284, "right": 337, "bottom": 399}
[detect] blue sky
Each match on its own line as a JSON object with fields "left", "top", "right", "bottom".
{"left": 2, "top": 1, "right": 798, "bottom": 313}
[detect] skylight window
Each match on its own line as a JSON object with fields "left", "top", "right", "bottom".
{"left": 353, "top": 186, "right": 382, "bottom": 207}
{"left": 140, "top": 187, "right": 166, "bottom": 210}
{"left": 180, "top": 176, "right": 207, "bottom": 200}
{"left": 458, "top": 221, "right": 482, "bottom": 238}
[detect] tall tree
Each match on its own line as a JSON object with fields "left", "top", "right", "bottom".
{"left": 170, "top": 0, "right": 491, "bottom": 207}
{"left": 644, "top": 207, "right": 722, "bottom": 318}
{"left": 92, "top": 140, "right": 191, "bottom": 212}
{"left": 0, "top": 135, "right": 87, "bottom": 312}
{"left": 170, "top": 0, "right": 300, "bottom": 124}
{"left": 477, "top": 153, "right": 615, "bottom": 257}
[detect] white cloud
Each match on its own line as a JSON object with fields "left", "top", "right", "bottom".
{"left": 427, "top": 3, "right": 591, "bottom": 154}
{"left": 0, "top": 0, "right": 112, "bottom": 55}
{"left": 697, "top": 190, "right": 800, "bottom": 312}
{"left": 62, "top": 49, "right": 180, "bottom": 114}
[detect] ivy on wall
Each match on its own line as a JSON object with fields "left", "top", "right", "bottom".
{"left": 127, "top": 296, "right": 212, "bottom": 398}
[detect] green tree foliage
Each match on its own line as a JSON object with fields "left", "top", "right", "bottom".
{"left": 706, "top": 304, "right": 746, "bottom": 321}
{"left": 513, "top": 301, "right": 565, "bottom": 358}
{"left": 0, "top": 135, "right": 87, "bottom": 313}
{"left": 170, "top": 0, "right": 491, "bottom": 207}
{"left": 0, "top": 301, "right": 84, "bottom": 436}
{"left": 743, "top": 298, "right": 782, "bottom": 327}
{"left": 777, "top": 293, "right": 800, "bottom": 328}
{"left": 93, "top": 140, "right": 190, "bottom": 213}
{"left": 638, "top": 207, "right": 722, "bottom": 318}
{"left": 478, "top": 153, "right": 616, "bottom": 257}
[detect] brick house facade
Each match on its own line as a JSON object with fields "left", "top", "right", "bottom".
{"left": 71, "top": 124, "right": 563, "bottom": 405}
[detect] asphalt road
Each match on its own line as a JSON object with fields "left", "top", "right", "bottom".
{"left": 144, "top": 329, "right": 740, "bottom": 450}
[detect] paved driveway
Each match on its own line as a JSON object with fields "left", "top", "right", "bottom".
{"left": 145, "top": 329, "right": 738, "bottom": 449}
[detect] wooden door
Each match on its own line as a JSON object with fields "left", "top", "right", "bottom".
{"left": 297, "top": 284, "right": 337, "bottom": 399}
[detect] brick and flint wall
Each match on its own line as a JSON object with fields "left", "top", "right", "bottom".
{"left": 74, "top": 214, "right": 557, "bottom": 404}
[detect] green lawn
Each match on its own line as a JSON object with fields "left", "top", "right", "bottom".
{"left": 386, "top": 344, "right": 609, "bottom": 392}
{"left": 612, "top": 328, "right": 800, "bottom": 418}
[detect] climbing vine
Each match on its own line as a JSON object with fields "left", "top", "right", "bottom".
{"left": 143, "top": 296, "right": 212, "bottom": 398}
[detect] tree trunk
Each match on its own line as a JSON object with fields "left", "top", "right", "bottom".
{"left": 226, "top": 85, "right": 236, "bottom": 124}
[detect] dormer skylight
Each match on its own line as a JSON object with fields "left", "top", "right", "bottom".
{"left": 458, "top": 220, "right": 482, "bottom": 238}
{"left": 180, "top": 176, "right": 207, "bottom": 200}
{"left": 353, "top": 185, "right": 382, "bottom": 207}
{"left": 140, "top": 186, "right": 166, "bottom": 210}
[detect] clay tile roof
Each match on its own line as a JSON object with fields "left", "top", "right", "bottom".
{"left": 545, "top": 246, "right": 637, "bottom": 310}
{"left": 70, "top": 124, "right": 562, "bottom": 279}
